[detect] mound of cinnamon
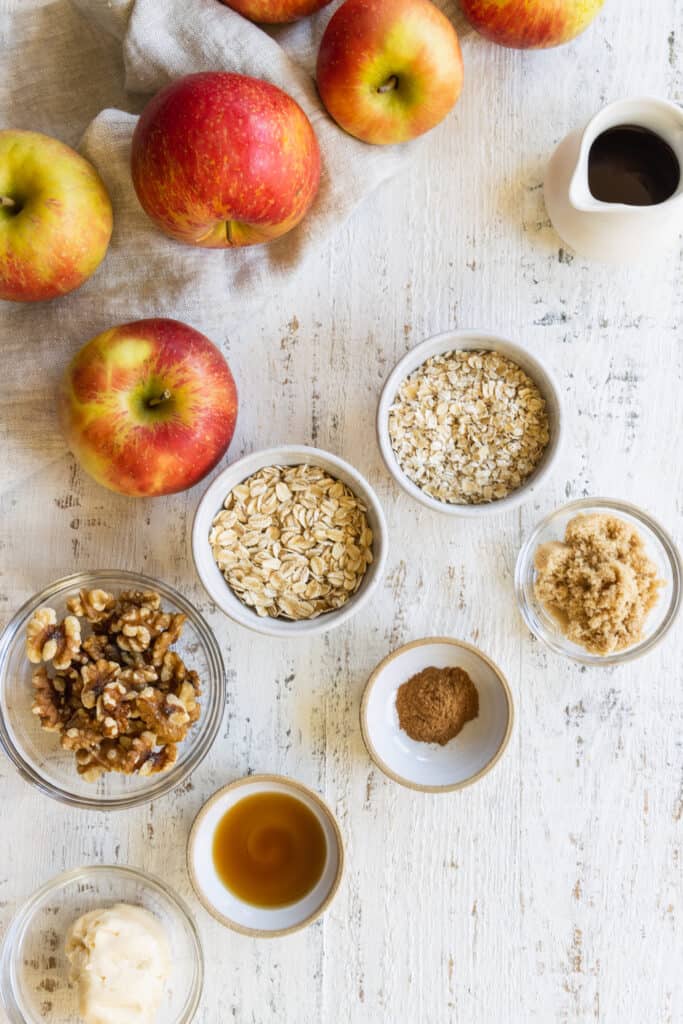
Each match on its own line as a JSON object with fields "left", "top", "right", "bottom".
{"left": 396, "top": 666, "right": 479, "bottom": 746}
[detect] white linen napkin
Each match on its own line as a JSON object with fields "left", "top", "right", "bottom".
{"left": 0, "top": 0, "right": 454, "bottom": 491}
{"left": 63, "top": 0, "right": 428, "bottom": 319}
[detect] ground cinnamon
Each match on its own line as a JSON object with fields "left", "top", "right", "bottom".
{"left": 395, "top": 665, "right": 479, "bottom": 745}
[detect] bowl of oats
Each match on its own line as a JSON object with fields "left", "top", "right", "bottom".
{"left": 192, "top": 445, "right": 388, "bottom": 637}
{"left": 377, "top": 330, "right": 563, "bottom": 515}
{"left": 0, "top": 571, "right": 225, "bottom": 809}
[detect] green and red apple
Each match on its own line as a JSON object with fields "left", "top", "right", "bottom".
{"left": 0, "top": 130, "right": 113, "bottom": 303}
{"left": 460, "top": 0, "right": 605, "bottom": 48}
{"left": 316, "top": 0, "right": 463, "bottom": 145}
{"left": 59, "top": 318, "right": 238, "bottom": 497}
{"left": 220, "top": 0, "right": 332, "bottom": 23}
{"left": 131, "top": 72, "right": 321, "bottom": 247}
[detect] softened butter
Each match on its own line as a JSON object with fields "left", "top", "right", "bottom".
{"left": 65, "top": 903, "right": 171, "bottom": 1024}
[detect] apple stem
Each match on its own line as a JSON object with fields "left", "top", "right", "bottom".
{"left": 377, "top": 75, "right": 399, "bottom": 94}
{"left": 147, "top": 389, "right": 172, "bottom": 408}
{"left": 0, "top": 196, "right": 16, "bottom": 209}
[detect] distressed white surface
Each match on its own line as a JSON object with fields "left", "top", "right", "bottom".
{"left": 1, "top": 1, "right": 682, "bottom": 1022}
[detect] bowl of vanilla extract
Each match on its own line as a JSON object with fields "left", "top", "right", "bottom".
{"left": 187, "top": 775, "right": 344, "bottom": 937}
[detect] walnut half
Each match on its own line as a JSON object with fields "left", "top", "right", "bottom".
{"left": 74, "top": 731, "right": 177, "bottom": 781}
{"left": 66, "top": 588, "right": 116, "bottom": 624}
{"left": 26, "top": 609, "right": 81, "bottom": 670}
{"left": 80, "top": 660, "right": 121, "bottom": 710}
{"left": 31, "top": 667, "right": 64, "bottom": 732}
{"left": 137, "top": 688, "right": 191, "bottom": 744}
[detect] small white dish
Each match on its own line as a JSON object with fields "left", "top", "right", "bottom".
{"left": 376, "top": 329, "right": 564, "bottom": 516}
{"left": 191, "top": 445, "right": 388, "bottom": 637}
{"left": 188, "top": 775, "right": 344, "bottom": 937}
{"left": 360, "top": 638, "right": 513, "bottom": 792}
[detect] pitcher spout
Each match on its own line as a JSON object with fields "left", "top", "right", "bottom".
{"left": 566, "top": 104, "right": 611, "bottom": 213}
{"left": 568, "top": 161, "right": 596, "bottom": 213}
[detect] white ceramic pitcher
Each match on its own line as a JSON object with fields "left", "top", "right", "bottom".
{"left": 544, "top": 97, "right": 683, "bottom": 263}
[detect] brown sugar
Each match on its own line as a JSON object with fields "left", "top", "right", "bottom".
{"left": 534, "top": 513, "right": 663, "bottom": 656}
{"left": 396, "top": 666, "right": 479, "bottom": 745}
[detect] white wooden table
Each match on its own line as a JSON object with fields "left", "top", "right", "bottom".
{"left": 1, "top": 1, "right": 682, "bottom": 1022}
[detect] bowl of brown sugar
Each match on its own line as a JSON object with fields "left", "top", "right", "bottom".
{"left": 515, "top": 497, "right": 682, "bottom": 665}
{"left": 360, "top": 638, "right": 513, "bottom": 792}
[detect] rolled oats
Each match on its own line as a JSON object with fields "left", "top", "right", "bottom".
{"left": 209, "top": 464, "right": 374, "bottom": 621}
{"left": 388, "top": 350, "right": 550, "bottom": 505}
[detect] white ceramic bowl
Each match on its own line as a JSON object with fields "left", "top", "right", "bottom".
{"left": 188, "top": 775, "right": 344, "bottom": 937}
{"left": 376, "top": 329, "right": 564, "bottom": 516}
{"left": 192, "top": 445, "right": 388, "bottom": 637}
{"left": 0, "top": 865, "right": 203, "bottom": 1024}
{"left": 360, "top": 638, "right": 514, "bottom": 792}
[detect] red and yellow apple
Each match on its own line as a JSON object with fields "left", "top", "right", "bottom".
{"left": 220, "top": 0, "right": 332, "bottom": 24}
{"left": 131, "top": 72, "right": 321, "bottom": 247}
{"left": 59, "top": 318, "right": 238, "bottom": 497}
{"left": 0, "top": 130, "right": 113, "bottom": 303}
{"left": 316, "top": 0, "right": 463, "bottom": 145}
{"left": 460, "top": 0, "right": 605, "bottom": 49}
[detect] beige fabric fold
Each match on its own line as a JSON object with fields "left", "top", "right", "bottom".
{"left": 59, "top": 0, "right": 425, "bottom": 322}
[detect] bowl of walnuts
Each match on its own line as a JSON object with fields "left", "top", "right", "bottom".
{"left": 0, "top": 571, "right": 225, "bottom": 809}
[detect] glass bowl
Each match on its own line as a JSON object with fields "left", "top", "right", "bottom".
{"left": 0, "top": 865, "right": 203, "bottom": 1024}
{"left": 515, "top": 498, "right": 682, "bottom": 665}
{"left": 0, "top": 571, "right": 225, "bottom": 809}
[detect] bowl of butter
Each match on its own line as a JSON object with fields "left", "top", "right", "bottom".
{"left": 0, "top": 865, "right": 203, "bottom": 1024}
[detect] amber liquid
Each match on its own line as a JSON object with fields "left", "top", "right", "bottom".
{"left": 212, "top": 792, "right": 327, "bottom": 908}
{"left": 588, "top": 125, "right": 680, "bottom": 206}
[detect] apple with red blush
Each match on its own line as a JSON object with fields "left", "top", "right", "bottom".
{"left": 59, "top": 318, "right": 238, "bottom": 497}
{"left": 0, "top": 129, "right": 112, "bottom": 303}
{"left": 220, "top": 0, "right": 332, "bottom": 23}
{"left": 131, "top": 72, "right": 320, "bottom": 247}
{"left": 316, "top": 0, "right": 464, "bottom": 146}
{"left": 460, "top": 0, "right": 605, "bottom": 49}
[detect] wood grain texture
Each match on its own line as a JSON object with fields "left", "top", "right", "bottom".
{"left": 1, "top": 1, "right": 682, "bottom": 1022}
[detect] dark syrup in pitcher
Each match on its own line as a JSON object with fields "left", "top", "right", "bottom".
{"left": 588, "top": 124, "right": 680, "bottom": 206}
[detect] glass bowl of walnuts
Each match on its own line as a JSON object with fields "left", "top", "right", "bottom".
{"left": 0, "top": 571, "right": 225, "bottom": 809}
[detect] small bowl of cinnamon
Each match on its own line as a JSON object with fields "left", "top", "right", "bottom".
{"left": 360, "top": 638, "right": 513, "bottom": 792}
